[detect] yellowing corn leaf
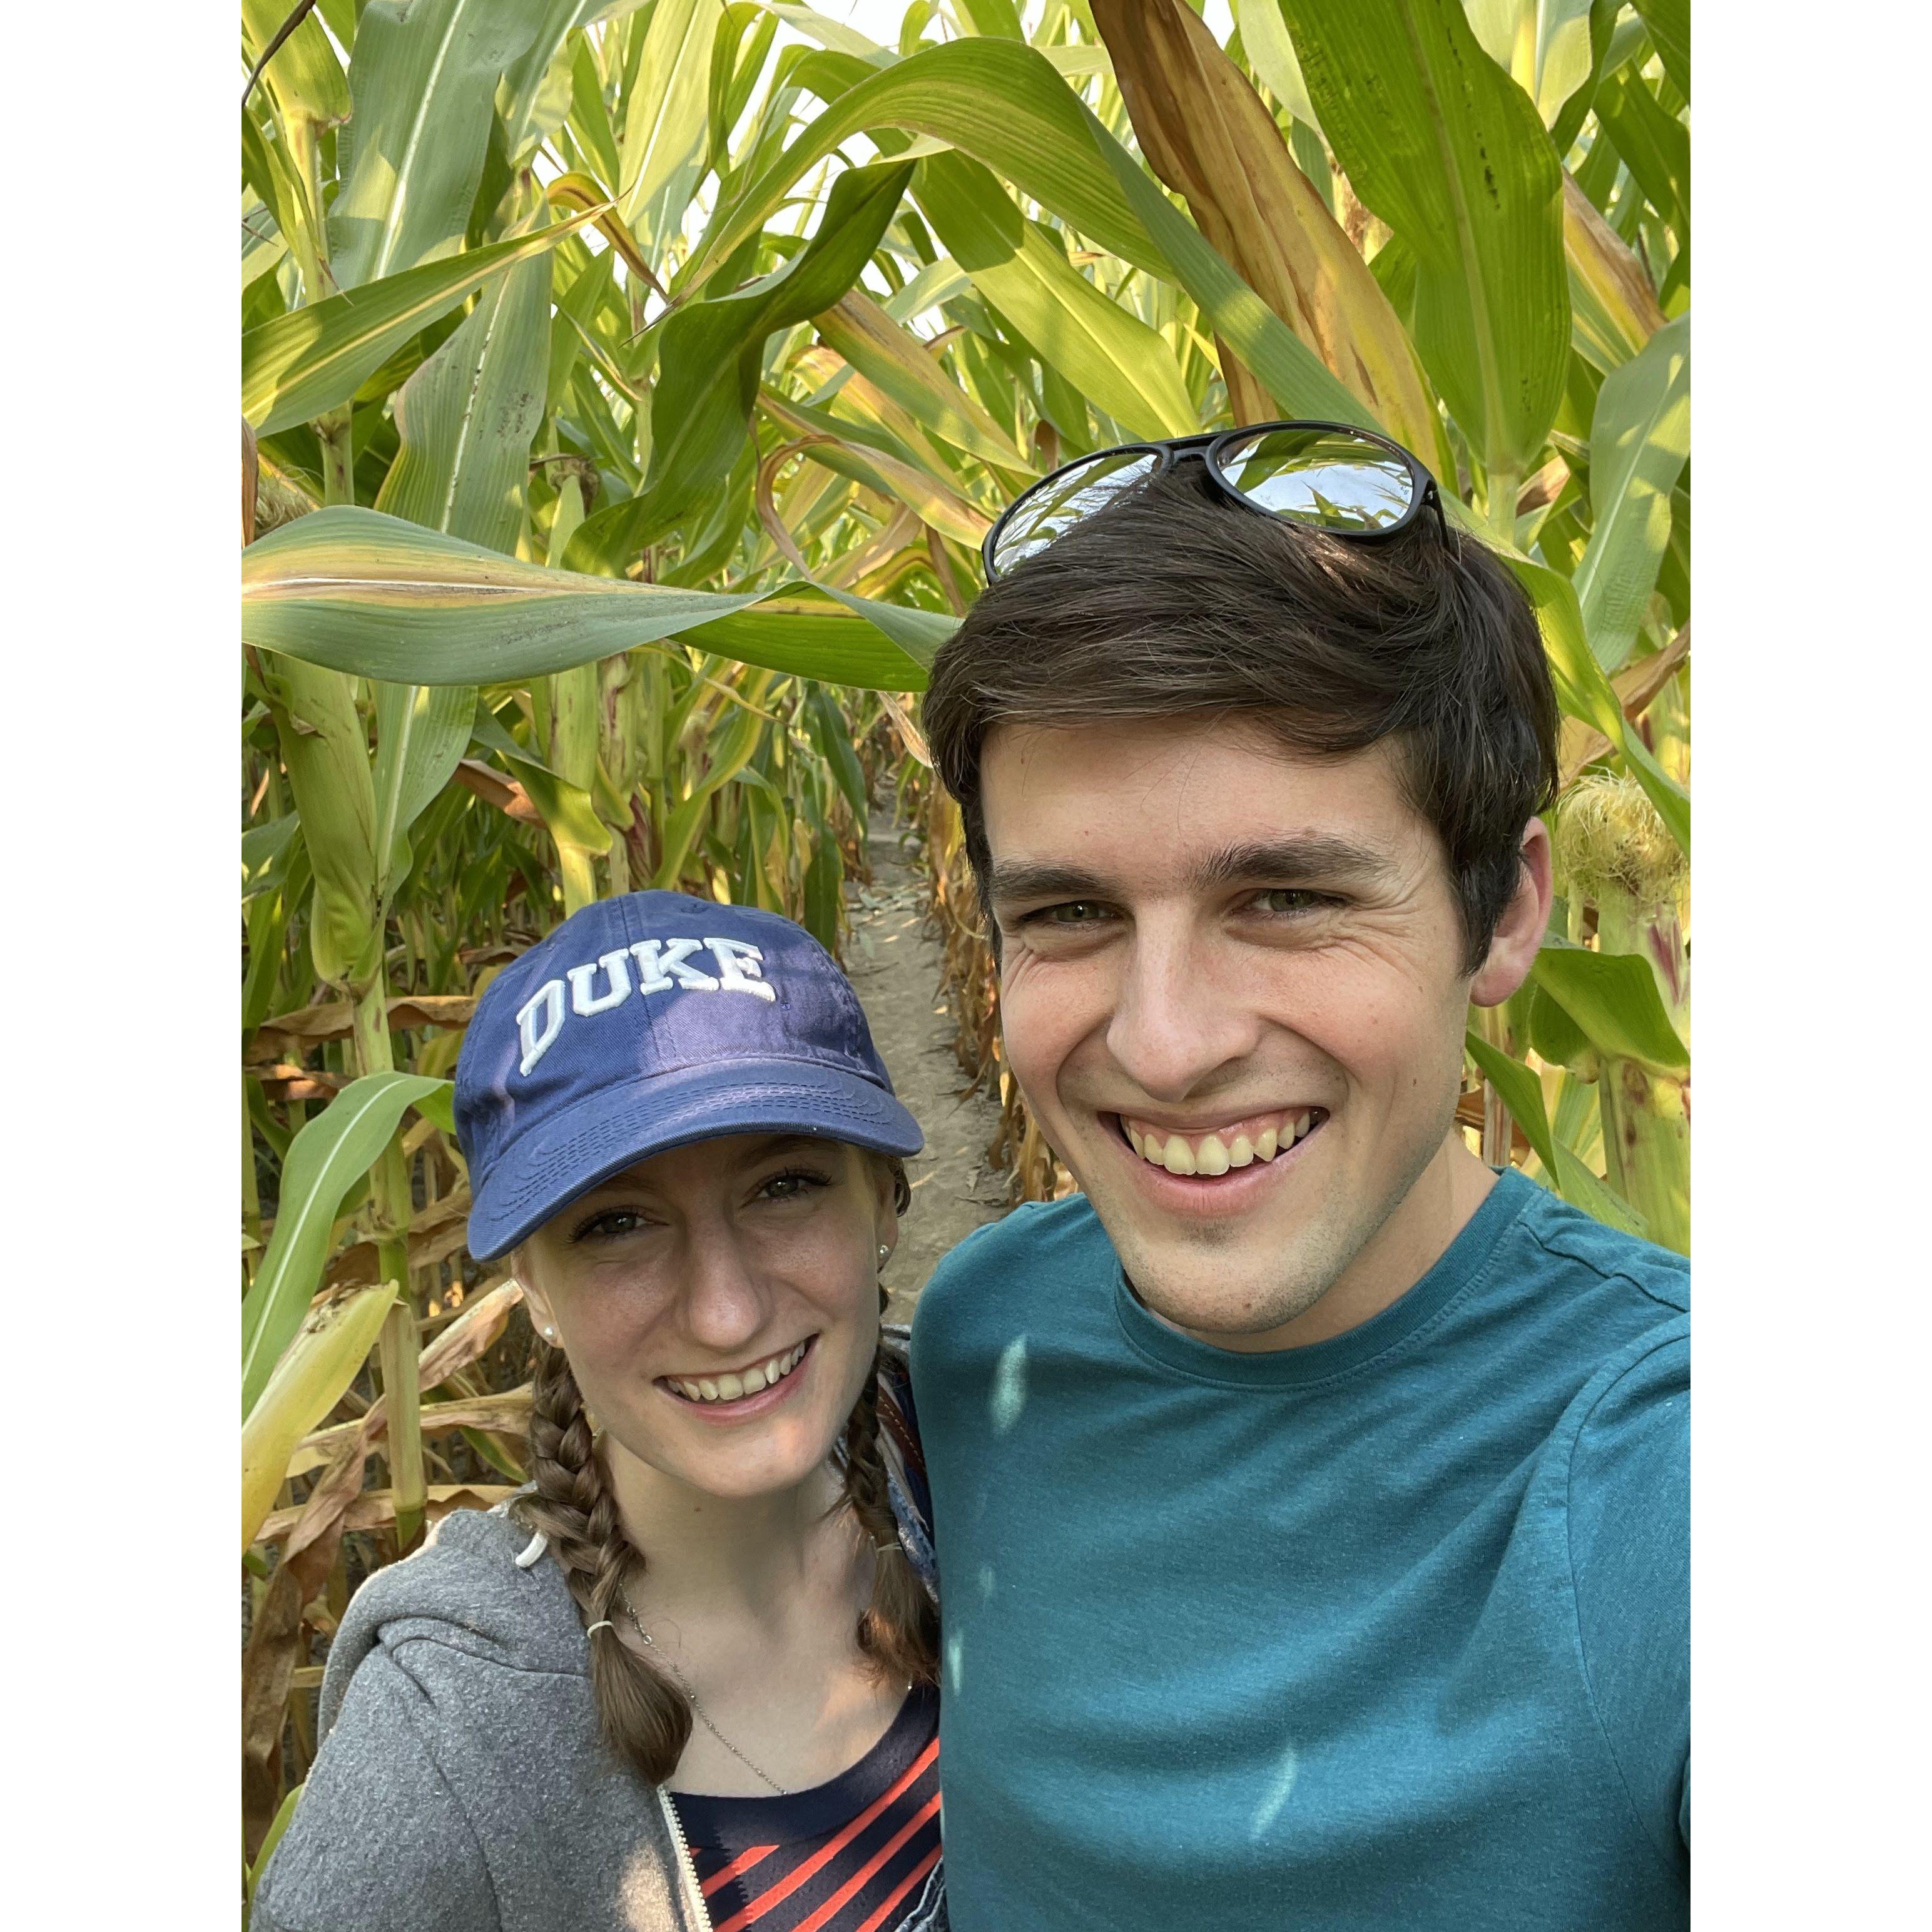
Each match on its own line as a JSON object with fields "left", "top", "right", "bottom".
{"left": 1563, "top": 174, "right": 1667, "bottom": 372}
{"left": 255, "top": 1484, "right": 520, "bottom": 1546}
{"left": 253, "top": 993, "right": 476, "bottom": 1050}
{"left": 242, "top": 1280, "right": 398, "bottom": 1553}
{"left": 813, "top": 290, "right": 1036, "bottom": 474}
{"left": 1092, "top": 0, "right": 1449, "bottom": 473}
{"left": 289, "top": 1386, "right": 534, "bottom": 1480}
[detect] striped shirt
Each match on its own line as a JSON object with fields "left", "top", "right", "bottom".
{"left": 669, "top": 1685, "right": 942, "bottom": 1932}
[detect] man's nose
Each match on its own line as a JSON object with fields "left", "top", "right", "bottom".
{"left": 1104, "top": 927, "right": 1264, "bottom": 1104}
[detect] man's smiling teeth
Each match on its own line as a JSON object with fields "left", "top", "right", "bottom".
{"left": 1122, "top": 1111, "right": 1321, "bottom": 1175}
{"left": 666, "top": 1340, "right": 808, "bottom": 1403}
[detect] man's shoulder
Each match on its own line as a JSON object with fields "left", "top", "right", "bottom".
{"left": 913, "top": 1192, "right": 1111, "bottom": 1341}
{"left": 1503, "top": 1172, "right": 1689, "bottom": 1321}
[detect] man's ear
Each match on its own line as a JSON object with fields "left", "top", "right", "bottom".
{"left": 1470, "top": 818, "right": 1553, "bottom": 1007}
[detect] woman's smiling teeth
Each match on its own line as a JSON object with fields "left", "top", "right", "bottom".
{"left": 1122, "top": 1109, "right": 1324, "bottom": 1176}
{"left": 663, "top": 1339, "right": 810, "bottom": 1404}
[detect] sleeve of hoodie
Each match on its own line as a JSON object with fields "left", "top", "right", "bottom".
{"left": 251, "top": 1641, "right": 501, "bottom": 1932}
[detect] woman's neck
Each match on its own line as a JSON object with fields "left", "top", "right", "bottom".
{"left": 601, "top": 1440, "right": 857, "bottom": 1624}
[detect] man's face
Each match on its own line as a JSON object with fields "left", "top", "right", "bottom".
{"left": 980, "top": 716, "right": 1542, "bottom": 1345}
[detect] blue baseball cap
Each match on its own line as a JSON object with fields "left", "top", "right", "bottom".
{"left": 454, "top": 891, "right": 923, "bottom": 1261}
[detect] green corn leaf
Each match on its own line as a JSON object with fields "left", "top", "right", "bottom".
{"left": 243, "top": 507, "right": 935, "bottom": 689}
{"left": 1506, "top": 552, "right": 1689, "bottom": 853}
{"left": 498, "top": 0, "right": 606, "bottom": 165}
{"left": 247, "top": 1785, "right": 307, "bottom": 1906}
{"left": 1279, "top": 0, "right": 1570, "bottom": 480}
{"left": 470, "top": 704, "right": 612, "bottom": 860}
{"left": 1465, "top": 1030, "right": 1649, "bottom": 1237}
{"left": 655, "top": 700, "right": 767, "bottom": 885}
{"left": 1530, "top": 945, "right": 1690, "bottom": 1074}
{"left": 241, "top": 1073, "right": 450, "bottom": 1418}
{"left": 1571, "top": 313, "right": 1689, "bottom": 672}
{"left": 255, "top": 654, "right": 382, "bottom": 987}
{"left": 618, "top": 0, "right": 724, "bottom": 253}
{"left": 374, "top": 250, "right": 554, "bottom": 552}
{"left": 1594, "top": 66, "right": 1689, "bottom": 247}
{"left": 371, "top": 683, "right": 479, "bottom": 899}
{"left": 916, "top": 153, "right": 1196, "bottom": 440}
{"left": 243, "top": 210, "right": 597, "bottom": 435}
{"left": 328, "top": 0, "right": 546, "bottom": 290}
{"left": 1630, "top": 0, "right": 1689, "bottom": 101}
{"left": 369, "top": 238, "right": 556, "bottom": 893}
{"left": 693, "top": 37, "right": 1375, "bottom": 432}
{"left": 242, "top": 0, "right": 349, "bottom": 133}
{"left": 566, "top": 156, "right": 916, "bottom": 573}
{"left": 242, "top": 815, "right": 301, "bottom": 898}
{"left": 1231, "top": 0, "right": 1324, "bottom": 131}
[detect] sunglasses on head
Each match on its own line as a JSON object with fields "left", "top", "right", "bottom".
{"left": 980, "top": 419, "right": 1449, "bottom": 582}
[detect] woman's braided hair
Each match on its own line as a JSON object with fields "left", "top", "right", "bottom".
{"left": 516, "top": 1155, "right": 937, "bottom": 1787}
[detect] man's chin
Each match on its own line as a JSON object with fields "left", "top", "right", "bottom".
{"left": 1114, "top": 1233, "right": 1336, "bottom": 1345}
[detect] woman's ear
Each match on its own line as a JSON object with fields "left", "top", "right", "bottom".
{"left": 866, "top": 1153, "right": 901, "bottom": 1263}
{"left": 511, "top": 1246, "right": 561, "bottom": 1345}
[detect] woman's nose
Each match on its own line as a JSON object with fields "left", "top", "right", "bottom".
{"left": 677, "top": 1231, "right": 773, "bottom": 1354}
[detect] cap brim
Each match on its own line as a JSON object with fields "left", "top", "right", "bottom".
{"left": 465, "top": 1057, "right": 925, "bottom": 1262}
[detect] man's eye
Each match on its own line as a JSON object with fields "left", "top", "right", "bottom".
{"left": 1253, "top": 888, "right": 1335, "bottom": 916}
{"left": 1037, "top": 900, "right": 1113, "bottom": 925}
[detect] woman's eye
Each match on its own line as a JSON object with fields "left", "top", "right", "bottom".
{"left": 757, "top": 1167, "right": 831, "bottom": 1204}
{"left": 571, "top": 1207, "right": 647, "bottom": 1243}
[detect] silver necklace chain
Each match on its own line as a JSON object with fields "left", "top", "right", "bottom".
{"left": 615, "top": 1589, "right": 791, "bottom": 1796}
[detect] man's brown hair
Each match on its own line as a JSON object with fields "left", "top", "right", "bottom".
{"left": 922, "top": 462, "right": 1560, "bottom": 973}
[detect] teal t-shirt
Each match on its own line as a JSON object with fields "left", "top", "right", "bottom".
{"left": 912, "top": 1170, "right": 1688, "bottom": 1929}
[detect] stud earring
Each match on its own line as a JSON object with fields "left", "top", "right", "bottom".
{"left": 878, "top": 1244, "right": 891, "bottom": 1266}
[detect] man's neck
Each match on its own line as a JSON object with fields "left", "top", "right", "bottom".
{"left": 1170, "top": 1134, "right": 1499, "bottom": 1353}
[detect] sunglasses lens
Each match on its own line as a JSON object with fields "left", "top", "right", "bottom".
{"left": 1215, "top": 427, "right": 1418, "bottom": 534}
{"left": 989, "top": 447, "right": 1162, "bottom": 576}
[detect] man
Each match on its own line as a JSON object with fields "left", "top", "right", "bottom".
{"left": 910, "top": 434, "right": 1688, "bottom": 1929}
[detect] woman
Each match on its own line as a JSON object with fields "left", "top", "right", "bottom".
{"left": 254, "top": 892, "right": 944, "bottom": 1932}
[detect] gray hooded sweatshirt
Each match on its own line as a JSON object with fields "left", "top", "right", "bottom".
{"left": 255, "top": 1354, "right": 938, "bottom": 1932}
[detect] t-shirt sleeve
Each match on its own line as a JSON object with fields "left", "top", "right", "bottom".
{"left": 1567, "top": 1330, "right": 1690, "bottom": 1870}
{"left": 251, "top": 1645, "right": 502, "bottom": 1932}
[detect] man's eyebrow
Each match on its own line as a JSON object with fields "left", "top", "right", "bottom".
{"left": 1191, "top": 836, "right": 1397, "bottom": 888}
{"left": 986, "top": 838, "right": 1395, "bottom": 909}
{"left": 984, "top": 860, "right": 1113, "bottom": 908}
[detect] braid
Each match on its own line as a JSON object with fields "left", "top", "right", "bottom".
{"left": 840, "top": 1335, "right": 940, "bottom": 1689}
{"left": 517, "top": 1340, "right": 691, "bottom": 1784}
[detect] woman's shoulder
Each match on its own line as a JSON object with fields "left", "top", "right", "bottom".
{"left": 317, "top": 1498, "right": 588, "bottom": 1726}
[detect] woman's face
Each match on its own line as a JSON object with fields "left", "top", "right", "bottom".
{"left": 516, "top": 1134, "right": 897, "bottom": 1502}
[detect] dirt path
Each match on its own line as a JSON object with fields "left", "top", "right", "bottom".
{"left": 843, "top": 806, "right": 1006, "bottom": 1324}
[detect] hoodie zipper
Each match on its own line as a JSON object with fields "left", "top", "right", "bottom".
{"left": 656, "top": 1787, "right": 716, "bottom": 1931}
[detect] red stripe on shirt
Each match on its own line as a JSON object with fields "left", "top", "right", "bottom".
{"left": 793, "top": 1801, "right": 943, "bottom": 1932}
{"left": 701, "top": 1844, "right": 779, "bottom": 1898}
{"left": 711, "top": 1741, "right": 938, "bottom": 1932}
{"left": 852, "top": 1846, "right": 942, "bottom": 1932}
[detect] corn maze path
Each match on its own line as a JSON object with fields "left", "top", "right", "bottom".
{"left": 844, "top": 807, "right": 1007, "bottom": 1323}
